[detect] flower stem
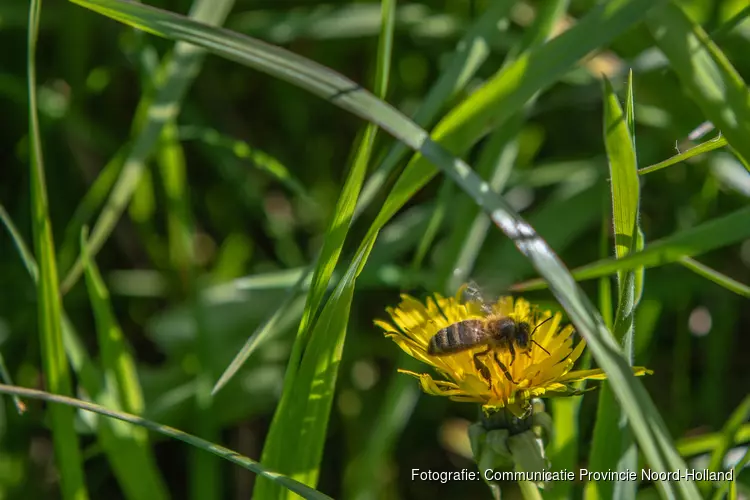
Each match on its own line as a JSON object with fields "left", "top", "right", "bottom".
{"left": 517, "top": 480, "right": 543, "bottom": 500}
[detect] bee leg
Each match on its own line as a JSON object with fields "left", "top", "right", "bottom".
{"left": 493, "top": 352, "right": 518, "bottom": 385}
{"left": 473, "top": 348, "right": 493, "bottom": 388}
{"left": 508, "top": 342, "right": 517, "bottom": 366}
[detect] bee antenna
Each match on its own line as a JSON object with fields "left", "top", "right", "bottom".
{"left": 532, "top": 339, "right": 550, "bottom": 355}
{"left": 530, "top": 316, "right": 553, "bottom": 355}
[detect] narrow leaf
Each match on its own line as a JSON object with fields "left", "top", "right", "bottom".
{"left": 646, "top": 2, "right": 750, "bottom": 170}
{"left": 27, "top": 0, "right": 89, "bottom": 497}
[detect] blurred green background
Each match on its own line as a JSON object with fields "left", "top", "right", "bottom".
{"left": 1, "top": 0, "right": 749, "bottom": 499}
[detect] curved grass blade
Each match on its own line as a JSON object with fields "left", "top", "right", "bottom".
{"left": 513, "top": 205, "right": 750, "bottom": 291}
{"left": 60, "top": 0, "right": 237, "bottom": 294}
{"left": 587, "top": 74, "right": 641, "bottom": 500}
{"left": 0, "top": 384, "right": 332, "bottom": 500}
{"left": 66, "top": 1, "right": 696, "bottom": 496}
{"left": 27, "top": 1, "right": 89, "bottom": 498}
{"left": 646, "top": 2, "right": 750, "bottom": 170}
{"left": 177, "top": 125, "right": 310, "bottom": 200}
{"left": 639, "top": 135, "right": 727, "bottom": 175}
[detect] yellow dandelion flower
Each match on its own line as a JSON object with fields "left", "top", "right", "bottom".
{"left": 375, "top": 286, "right": 651, "bottom": 417}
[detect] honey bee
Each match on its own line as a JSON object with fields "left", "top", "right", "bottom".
{"left": 428, "top": 283, "right": 551, "bottom": 386}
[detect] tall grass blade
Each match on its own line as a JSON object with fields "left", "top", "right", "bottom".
{"left": 26, "top": 1, "right": 89, "bottom": 498}
{"left": 646, "top": 2, "right": 750, "bottom": 170}
{"left": 80, "top": 228, "right": 170, "bottom": 500}
{"left": 61, "top": 0, "right": 236, "bottom": 294}
{"left": 0, "top": 384, "right": 332, "bottom": 500}
{"left": 587, "top": 75, "right": 641, "bottom": 500}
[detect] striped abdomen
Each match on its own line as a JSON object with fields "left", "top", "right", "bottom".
{"left": 428, "top": 319, "right": 487, "bottom": 355}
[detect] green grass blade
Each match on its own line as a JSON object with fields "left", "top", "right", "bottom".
{"left": 587, "top": 75, "right": 641, "bottom": 500}
{"left": 678, "top": 257, "right": 750, "bottom": 298}
{"left": 80, "top": 228, "right": 147, "bottom": 416}
{"left": 60, "top": 0, "right": 236, "bottom": 294}
{"left": 638, "top": 135, "right": 727, "bottom": 175}
{"left": 253, "top": 3, "right": 395, "bottom": 498}
{"left": 513, "top": 205, "right": 750, "bottom": 291}
{"left": 80, "top": 228, "right": 170, "bottom": 500}
{"left": 0, "top": 384, "right": 332, "bottom": 500}
{"left": 646, "top": 2, "right": 750, "bottom": 170}
{"left": 604, "top": 75, "right": 640, "bottom": 268}
{"left": 26, "top": 1, "right": 89, "bottom": 498}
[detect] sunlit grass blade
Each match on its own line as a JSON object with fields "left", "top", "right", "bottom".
{"left": 26, "top": 1, "right": 89, "bottom": 498}
{"left": 253, "top": 3, "right": 395, "bottom": 498}
{"left": 587, "top": 74, "right": 641, "bottom": 500}
{"left": 512, "top": 205, "right": 750, "bottom": 291}
{"left": 646, "top": 2, "right": 750, "bottom": 170}
{"left": 60, "top": 0, "right": 237, "bottom": 294}
{"left": 638, "top": 134, "right": 727, "bottom": 175}
{"left": 678, "top": 257, "right": 750, "bottom": 298}
{"left": 0, "top": 384, "right": 332, "bottom": 500}
{"left": 80, "top": 228, "right": 170, "bottom": 500}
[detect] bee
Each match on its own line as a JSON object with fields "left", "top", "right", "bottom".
{"left": 427, "top": 283, "right": 551, "bottom": 386}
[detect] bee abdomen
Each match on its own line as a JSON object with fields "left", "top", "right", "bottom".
{"left": 428, "top": 320, "right": 482, "bottom": 355}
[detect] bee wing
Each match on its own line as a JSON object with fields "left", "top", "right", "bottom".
{"left": 464, "top": 281, "right": 493, "bottom": 314}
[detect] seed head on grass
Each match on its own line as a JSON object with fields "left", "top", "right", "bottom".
{"left": 375, "top": 285, "right": 651, "bottom": 417}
